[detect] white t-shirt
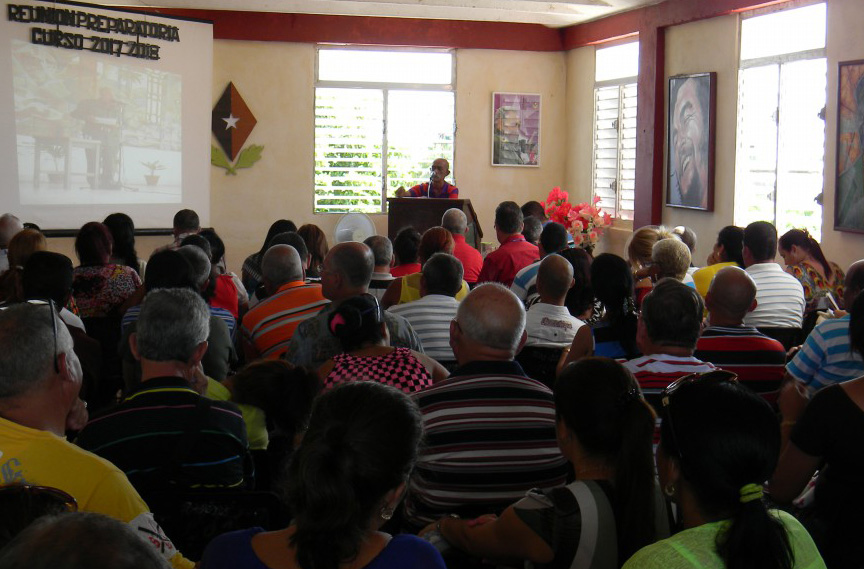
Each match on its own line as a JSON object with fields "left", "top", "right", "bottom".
{"left": 524, "top": 303, "right": 583, "bottom": 348}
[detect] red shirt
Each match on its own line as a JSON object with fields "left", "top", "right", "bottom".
{"left": 452, "top": 234, "right": 484, "bottom": 284}
{"left": 477, "top": 236, "right": 539, "bottom": 287}
{"left": 391, "top": 263, "right": 422, "bottom": 278}
{"left": 210, "top": 274, "right": 240, "bottom": 319}
{"left": 407, "top": 181, "right": 458, "bottom": 199}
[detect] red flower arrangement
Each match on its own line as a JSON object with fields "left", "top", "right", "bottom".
{"left": 541, "top": 187, "right": 613, "bottom": 249}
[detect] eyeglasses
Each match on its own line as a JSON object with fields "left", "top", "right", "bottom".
{"left": 0, "top": 484, "right": 78, "bottom": 512}
{"left": 0, "top": 299, "right": 59, "bottom": 373}
{"left": 660, "top": 370, "right": 738, "bottom": 463}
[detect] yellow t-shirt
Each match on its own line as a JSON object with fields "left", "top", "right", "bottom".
{"left": 398, "top": 272, "right": 470, "bottom": 305}
{"left": 692, "top": 262, "right": 738, "bottom": 299}
{"left": 206, "top": 378, "right": 268, "bottom": 451}
{"left": 0, "top": 416, "right": 193, "bottom": 568}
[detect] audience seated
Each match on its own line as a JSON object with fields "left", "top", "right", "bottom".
{"left": 742, "top": 221, "right": 805, "bottom": 329}
{"left": 0, "top": 302, "right": 190, "bottom": 567}
{"left": 770, "top": 292, "right": 864, "bottom": 568}
{"left": 442, "top": 207, "right": 483, "bottom": 284}
{"left": 199, "top": 228, "right": 250, "bottom": 319}
{"left": 558, "top": 247, "right": 596, "bottom": 321}
{"left": 652, "top": 237, "right": 693, "bottom": 285}
{"left": 20, "top": 252, "right": 103, "bottom": 407}
{"left": 176, "top": 245, "right": 238, "bottom": 341}
{"left": 71, "top": 221, "right": 141, "bottom": 319}
{"left": 296, "top": 223, "right": 329, "bottom": 280}
{"left": 77, "top": 288, "right": 250, "bottom": 497}
{"left": 477, "top": 201, "right": 540, "bottom": 287}
{"left": 227, "top": 360, "right": 321, "bottom": 486}
{"left": 0, "top": 512, "right": 171, "bottom": 569}
{"left": 155, "top": 208, "right": 202, "bottom": 254}
{"left": 786, "top": 260, "right": 864, "bottom": 391}
{"left": 522, "top": 215, "right": 542, "bottom": 245}
{"left": 694, "top": 266, "right": 787, "bottom": 403}
{"left": 390, "top": 226, "right": 422, "bottom": 278}
{"left": 200, "top": 382, "right": 446, "bottom": 569}
{"left": 525, "top": 254, "right": 586, "bottom": 349}
{"left": 403, "top": 283, "right": 568, "bottom": 529}
{"left": 103, "top": 213, "right": 146, "bottom": 279}
{"left": 627, "top": 225, "right": 674, "bottom": 307}
{"left": 285, "top": 242, "right": 422, "bottom": 370}
{"left": 624, "top": 371, "right": 824, "bottom": 569}
{"left": 364, "top": 234, "right": 395, "bottom": 300}
{"left": 240, "top": 244, "right": 328, "bottom": 361}
{"left": 0, "top": 213, "right": 23, "bottom": 274}
{"left": 120, "top": 249, "right": 237, "bottom": 386}
{"left": 779, "top": 228, "right": 845, "bottom": 313}
{"left": 423, "top": 358, "right": 667, "bottom": 567}
{"left": 510, "top": 221, "right": 570, "bottom": 307}
{"left": 623, "top": 279, "right": 715, "bottom": 438}
{"left": 0, "top": 229, "right": 47, "bottom": 303}
{"left": 381, "top": 226, "right": 469, "bottom": 309}
{"left": 692, "top": 225, "right": 744, "bottom": 298}
{"left": 672, "top": 225, "right": 698, "bottom": 275}
{"left": 318, "top": 294, "right": 446, "bottom": 392}
{"left": 577, "top": 253, "right": 639, "bottom": 361}
{"left": 247, "top": 231, "right": 313, "bottom": 307}
{"left": 389, "top": 252, "right": 462, "bottom": 363}
{"left": 241, "top": 219, "right": 296, "bottom": 294}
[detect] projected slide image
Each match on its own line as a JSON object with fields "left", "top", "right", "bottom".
{"left": 12, "top": 41, "right": 182, "bottom": 205}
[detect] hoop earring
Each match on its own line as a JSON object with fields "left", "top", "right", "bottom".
{"left": 380, "top": 506, "right": 394, "bottom": 520}
{"left": 663, "top": 483, "right": 676, "bottom": 498}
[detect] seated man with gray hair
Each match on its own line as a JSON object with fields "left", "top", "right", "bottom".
{"left": 404, "top": 283, "right": 568, "bottom": 529}
{"left": 442, "top": 207, "right": 483, "bottom": 284}
{"left": 77, "top": 288, "right": 249, "bottom": 498}
{"left": 241, "top": 244, "right": 328, "bottom": 360}
{"left": 363, "top": 234, "right": 395, "bottom": 301}
{"left": 0, "top": 302, "right": 192, "bottom": 568}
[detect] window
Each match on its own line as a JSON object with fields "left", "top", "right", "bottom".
{"left": 314, "top": 48, "right": 455, "bottom": 214}
{"left": 592, "top": 42, "right": 638, "bottom": 221}
{"left": 734, "top": 3, "right": 826, "bottom": 239}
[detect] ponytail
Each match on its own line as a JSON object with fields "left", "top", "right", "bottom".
{"left": 717, "top": 488, "right": 793, "bottom": 569}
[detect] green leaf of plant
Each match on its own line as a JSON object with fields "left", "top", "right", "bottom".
{"left": 211, "top": 145, "right": 236, "bottom": 175}
{"left": 234, "top": 145, "right": 264, "bottom": 170}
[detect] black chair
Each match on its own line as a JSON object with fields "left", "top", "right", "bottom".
{"left": 516, "top": 346, "right": 564, "bottom": 390}
{"left": 757, "top": 327, "right": 803, "bottom": 352}
{"left": 81, "top": 315, "right": 124, "bottom": 411}
{"left": 145, "top": 490, "right": 290, "bottom": 560}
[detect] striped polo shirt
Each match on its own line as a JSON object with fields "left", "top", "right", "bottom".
{"left": 787, "top": 315, "right": 864, "bottom": 390}
{"left": 388, "top": 294, "right": 459, "bottom": 362}
{"left": 75, "top": 377, "right": 249, "bottom": 496}
{"left": 404, "top": 360, "right": 568, "bottom": 530}
{"left": 694, "top": 325, "right": 787, "bottom": 404}
{"left": 744, "top": 263, "right": 805, "bottom": 328}
{"left": 240, "top": 281, "right": 329, "bottom": 360}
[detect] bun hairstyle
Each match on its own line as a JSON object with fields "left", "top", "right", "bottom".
{"left": 591, "top": 253, "right": 639, "bottom": 359}
{"left": 660, "top": 378, "right": 793, "bottom": 569}
{"left": 779, "top": 229, "right": 832, "bottom": 279}
{"left": 287, "top": 382, "right": 423, "bottom": 569}
{"left": 327, "top": 294, "right": 384, "bottom": 352}
{"left": 555, "top": 358, "right": 657, "bottom": 561}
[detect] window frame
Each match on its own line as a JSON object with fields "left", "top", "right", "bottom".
{"left": 313, "top": 45, "right": 456, "bottom": 214}
{"left": 592, "top": 75, "right": 638, "bottom": 222}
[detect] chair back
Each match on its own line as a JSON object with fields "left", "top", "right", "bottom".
{"left": 516, "top": 346, "right": 564, "bottom": 389}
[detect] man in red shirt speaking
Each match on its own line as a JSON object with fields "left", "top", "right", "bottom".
{"left": 395, "top": 158, "right": 459, "bottom": 199}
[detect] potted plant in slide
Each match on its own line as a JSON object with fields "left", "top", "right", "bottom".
{"left": 141, "top": 160, "right": 166, "bottom": 186}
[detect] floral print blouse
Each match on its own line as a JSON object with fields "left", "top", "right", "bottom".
{"left": 72, "top": 264, "right": 141, "bottom": 318}
{"left": 785, "top": 261, "right": 845, "bottom": 311}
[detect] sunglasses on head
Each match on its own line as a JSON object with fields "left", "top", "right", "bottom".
{"left": 0, "top": 484, "right": 78, "bottom": 512}
{"left": 660, "top": 370, "right": 738, "bottom": 462}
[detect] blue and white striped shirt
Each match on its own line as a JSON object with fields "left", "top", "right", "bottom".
{"left": 787, "top": 315, "right": 864, "bottom": 390}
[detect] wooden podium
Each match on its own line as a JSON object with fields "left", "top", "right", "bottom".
{"left": 386, "top": 198, "right": 483, "bottom": 250}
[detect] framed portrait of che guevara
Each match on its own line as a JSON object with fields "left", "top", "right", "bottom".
{"left": 835, "top": 59, "right": 864, "bottom": 233}
{"left": 666, "top": 72, "right": 717, "bottom": 212}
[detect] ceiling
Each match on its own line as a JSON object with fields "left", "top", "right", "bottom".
{"left": 112, "top": 0, "right": 662, "bottom": 28}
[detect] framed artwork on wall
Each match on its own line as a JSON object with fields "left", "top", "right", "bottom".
{"left": 492, "top": 92, "right": 540, "bottom": 167}
{"left": 666, "top": 72, "right": 717, "bottom": 211}
{"left": 835, "top": 59, "right": 864, "bottom": 233}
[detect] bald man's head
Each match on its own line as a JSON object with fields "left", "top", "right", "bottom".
{"left": 456, "top": 283, "right": 525, "bottom": 354}
{"left": 536, "top": 254, "right": 574, "bottom": 304}
{"left": 262, "top": 244, "right": 303, "bottom": 289}
{"left": 706, "top": 266, "right": 757, "bottom": 323}
{"left": 442, "top": 208, "right": 468, "bottom": 235}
